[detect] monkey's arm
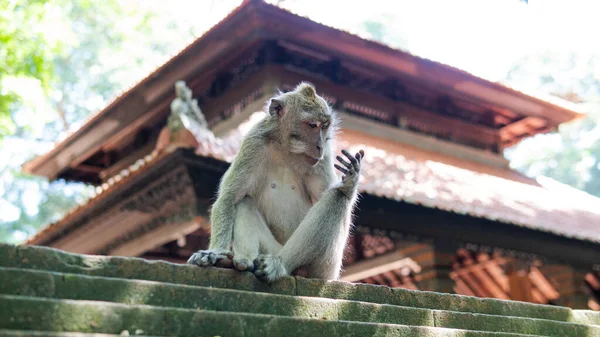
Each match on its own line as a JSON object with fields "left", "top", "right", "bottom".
{"left": 188, "top": 135, "right": 267, "bottom": 267}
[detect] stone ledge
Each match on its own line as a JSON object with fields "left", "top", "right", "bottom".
{"left": 1, "top": 267, "right": 434, "bottom": 326}
{"left": 3, "top": 243, "right": 597, "bottom": 326}
{"left": 3, "top": 267, "right": 599, "bottom": 337}
{"left": 2, "top": 295, "right": 547, "bottom": 337}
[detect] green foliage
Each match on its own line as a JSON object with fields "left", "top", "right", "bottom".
{"left": 0, "top": 0, "right": 198, "bottom": 243}
{"left": 505, "top": 52, "right": 600, "bottom": 197}
{"left": 0, "top": 0, "right": 60, "bottom": 138}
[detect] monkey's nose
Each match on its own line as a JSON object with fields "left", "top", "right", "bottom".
{"left": 316, "top": 145, "right": 322, "bottom": 152}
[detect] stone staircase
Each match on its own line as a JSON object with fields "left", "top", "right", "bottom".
{"left": 0, "top": 243, "right": 598, "bottom": 336}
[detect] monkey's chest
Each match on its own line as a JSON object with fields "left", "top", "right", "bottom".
{"left": 257, "top": 167, "right": 312, "bottom": 243}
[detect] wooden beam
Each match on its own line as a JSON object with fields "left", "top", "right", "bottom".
{"left": 213, "top": 98, "right": 267, "bottom": 136}
{"left": 452, "top": 261, "right": 510, "bottom": 300}
{"left": 508, "top": 270, "right": 534, "bottom": 303}
{"left": 454, "top": 278, "right": 477, "bottom": 297}
{"left": 531, "top": 288, "right": 547, "bottom": 304}
{"left": 74, "top": 164, "right": 103, "bottom": 174}
{"left": 589, "top": 298, "right": 600, "bottom": 311}
{"left": 585, "top": 273, "right": 600, "bottom": 290}
{"left": 451, "top": 258, "right": 507, "bottom": 276}
{"left": 339, "top": 112, "right": 510, "bottom": 169}
{"left": 202, "top": 66, "right": 277, "bottom": 125}
{"left": 529, "top": 267, "right": 560, "bottom": 300}
{"left": 499, "top": 116, "right": 547, "bottom": 141}
{"left": 340, "top": 248, "right": 421, "bottom": 282}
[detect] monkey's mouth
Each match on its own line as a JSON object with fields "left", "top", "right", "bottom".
{"left": 304, "top": 155, "right": 320, "bottom": 166}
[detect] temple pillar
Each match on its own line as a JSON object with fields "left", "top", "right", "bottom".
{"left": 414, "top": 240, "right": 457, "bottom": 294}
{"left": 505, "top": 260, "right": 534, "bottom": 303}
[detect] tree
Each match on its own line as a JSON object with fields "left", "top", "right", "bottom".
{"left": 0, "top": 0, "right": 199, "bottom": 243}
{"left": 504, "top": 52, "right": 600, "bottom": 197}
{"left": 0, "top": 0, "right": 60, "bottom": 138}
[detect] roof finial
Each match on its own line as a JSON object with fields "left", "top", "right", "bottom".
{"left": 155, "top": 80, "right": 216, "bottom": 154}
{"left": 169, "top": 80, "right": 209, "bottom": 131}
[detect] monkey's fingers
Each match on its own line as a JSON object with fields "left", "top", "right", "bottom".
{"left": 336, "top": 155, "right": 352, "bottom": 169}
{"left": 253, "top": 255, "right": 269, "bottom": 282}
{"left": 341, "top": 149, "right": 358, "bottom": 165}
{"left": 355, "top": 150, "right": 365, "bottom": 162}
{"left": 233, "top": 258, "right": 254, "bottom": 272}
{"left": 342, "top": 150, "right": 356, "bottom": 164}
{"left": 335, "top": 164, "right": 349, "bottom": 175}
{"left": 216, "top": 256, "right": 234, "bottom": 269}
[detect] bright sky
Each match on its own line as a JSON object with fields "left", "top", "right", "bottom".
{"left": 151, "top": 0, "right": 600, "bottom": 87}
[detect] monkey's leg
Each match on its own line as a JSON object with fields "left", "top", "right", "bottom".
{"left": 254, "top": 191, "right": 350, "bottom": 281}
{"left": 232, "top": 197, "right": 282, "bottom": 272}
{"left": 254, "top": 149, "right": 363, "bottom": 282}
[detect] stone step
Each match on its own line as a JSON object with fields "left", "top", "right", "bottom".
{"left": 2, "top": 243, "right": 599, "bottom": 326}
{"left": 0, "top": 331, "right": 157, "bottom": 337}
{"left": 1, "top": 295, "right": 550, "bottom": 337}
{"left": 1, "top": 267, "right": 598, "bottom": 337}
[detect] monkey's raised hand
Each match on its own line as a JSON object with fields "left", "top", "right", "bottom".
{"left": 334, "top": 149, "right": 364, "bottom": 198}
{"left": 187, "top": 249, "right": 233, "bottom": 269}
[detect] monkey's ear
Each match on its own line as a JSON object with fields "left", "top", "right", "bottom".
{"left": 268, "top": 98, "right": 284, "bottom": 117}
{"left": 297, "top": 82, "right": 316, "bottom": 99}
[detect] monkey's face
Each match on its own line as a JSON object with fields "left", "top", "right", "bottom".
{"left": 289, "top": 117, "right": 331, "bottom": 165}
{"left": 268, "top": 82, "right": 335, "bottom": 166}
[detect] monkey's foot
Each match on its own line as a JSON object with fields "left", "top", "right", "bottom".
{"left": 233, "top": 257, "right": 256, "bottom": 273}
{"left": 253, "top": 254, "right": 289, "bottom": 283}
{"left": 187, "top": 249, "right": 233, "bottom": 268}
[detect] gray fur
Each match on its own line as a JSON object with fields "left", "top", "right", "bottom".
{"left": 188, "top": 82, "right": 363, "bottom": 282}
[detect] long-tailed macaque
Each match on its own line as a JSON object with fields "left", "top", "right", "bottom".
{"left": 188, "top": 82, "right": 364, "bottom": 282}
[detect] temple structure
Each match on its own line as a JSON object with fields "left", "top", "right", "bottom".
{"left": 22, "top": 0, "right": 600, "bottom": 310}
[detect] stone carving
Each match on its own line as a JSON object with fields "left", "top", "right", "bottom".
{"left": 168, "top": 81, "right": 215, "bottom": 142}
{"left": 99, "top": 204, "right": 196, "bottom": 255}
{"left": 170, "top": 81, "right": 207, "bottom": 129}
{"left": 120, "top": 169, "right": 193, "bottom": 214}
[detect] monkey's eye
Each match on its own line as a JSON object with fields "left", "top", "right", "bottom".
{"left": 308, "top": 123, "right": 318, "bottom": 129}
{"left": 322, "top": 122, "right": 330, "bottom": 130}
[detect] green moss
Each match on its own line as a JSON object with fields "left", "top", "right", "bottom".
{"left": 0, "top": 267, "right": 434, "bottom": 326}
{"left": 433, "top": 310, "right": 600, "bottom": 337}
{"left": 0, "top": 295, "right": 537, "bottom": 337}
{"left": 571, "top": 310, "right": 600, "bottom": 326}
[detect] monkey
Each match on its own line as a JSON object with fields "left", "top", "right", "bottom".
{"left": 187, "top": 82, "right": 364, "bottom": 282}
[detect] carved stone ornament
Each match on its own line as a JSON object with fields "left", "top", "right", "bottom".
{"left": 120, "top": 169, "right": 193, "bottom": 214}
{"left": 99, "top": 204, "right": 196, "bottom": 255}
{"left": 168, "top": 81, "right": 215, "bottom": 141}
